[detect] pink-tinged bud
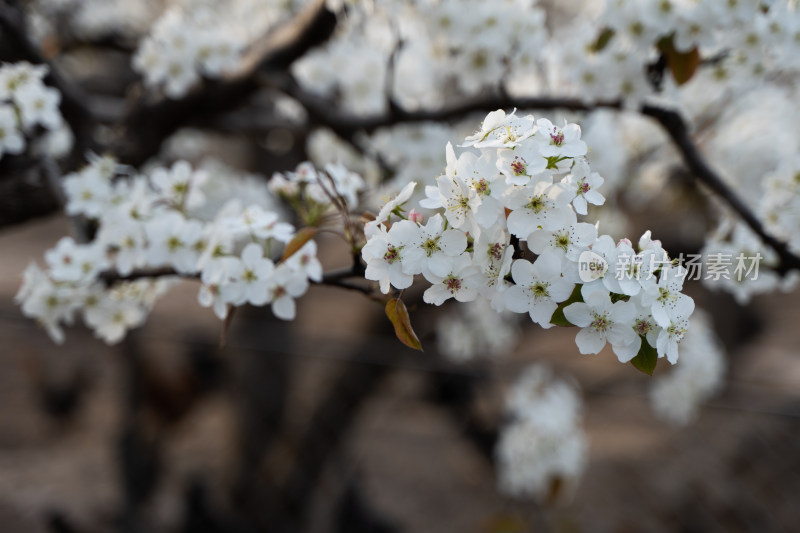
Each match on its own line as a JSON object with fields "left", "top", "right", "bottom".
{"left": 618, "top": 238, "right": 632, "bottom": 247}
{"left": 409, "top": 209, "right": 424, "bottom": 224}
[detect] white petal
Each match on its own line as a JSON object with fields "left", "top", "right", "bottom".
{"left": 423, "top": 284, "right": 451, "bottom": 306}
{"left": 612, "top": 333, "right": 640, "bottom": 363}
{"left": 530, "top": 299, "right": 558, "bottom": 326}
{"left": 531, "top": 250, "right": 561, "bottom": 280}
{"left": 439, "top": 229, "right": 467, "bottom": 255}
{"left": 272, "top": 295, "right": 296, "bottom": 320}
{"left": 575, "top": 328, "right": 606, "bottom": 354}
{"left": 563, "top": 302, "right": 591, "bottom": 327}
{"left": 504, "top": 285, "right": 530, "bottom": 314}
{"left": 510, "top": 259, "right": 535, "bottom": 286}
{"left": 241, "top": 243, "right": 263, "bottom": 265}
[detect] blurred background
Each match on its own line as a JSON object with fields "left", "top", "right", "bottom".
{"left": 2, "top": 0, "right": 800, "bottom": 532}
{"left": 3, "top": 212, "right": 800, "bottom": 532}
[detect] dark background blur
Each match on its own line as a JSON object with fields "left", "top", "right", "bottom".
{"left": 2, "top": 214, "right": 800, "bottom": 533}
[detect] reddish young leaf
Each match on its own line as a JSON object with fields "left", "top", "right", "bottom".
{"left": 385, "top": 298, "right": 423, "bottom": 351}
{"left": 659, "top": 35, "right": 700, "bottom": 86}
{"left": 280, "top": 227, "right": 317, "bottom": 262}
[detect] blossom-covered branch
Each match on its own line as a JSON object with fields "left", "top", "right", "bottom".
{"left": 271, "top": 73, "right": 800, "bottom": 277}
{"left": 115, "top": 0, "right": 338, "bottom": 166}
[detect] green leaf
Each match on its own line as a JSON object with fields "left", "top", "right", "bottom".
{"left": 658, "top": 34, "right": 700, "bottom": 86}
{"left": 630, "top": 335, "right": 658, "bottom": 375}
{"left": 280, "top": 227, "right": 317, "bottom": 262}
{"left": 385, "top": 298, "right": 423, "bottom": 351}
{"left": 549, "top": 284, "right": 583, "bottom": 327}
{"left": 545, "top": 155, "right": 569, "bottom": 170}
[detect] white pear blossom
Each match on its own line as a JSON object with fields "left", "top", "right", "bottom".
{"left": 285, "top": 240, "right": 323, "bottom": 282}
{"left": 563, "top": 289, "right": 637, "bottom": 360}
{"left": 265, "top": 263, "right": 309, "bottom": 320}
{"left": 559, "top": 159, "right": 605, "bottom": 215}
{"left": 423, "top": 254, "right": 481, "bottom": 305}
{"left": 642, "top": 264, "right": 693, "bottom": 328}
{"left": 497, "top": 144, "right": 549, "bottom": 186}
{"left": 655, "top": 297, "right": 695, "bottom": 364}
{"left": 505, "top": 251, "right": 575, "bottom": 328}
{"left": 45, "top": 237, "right": 109, "bottom": 284}
{"left": 361, "top": 222, "right": 415, "bottom": 294}
{"left": 221, "top": 243, "right": 275, "bottom": 306}
{"left": 400, "top": 214, "right": 468, "bottom": 280}
{"left": 527, "top": 210, "right": 597, "bottom": 262}
{"left": 0, "top": 104, "right": 25, "bottom": 157}
{"left": 650, "top": 310, "right": 726, "bottom": 424}
{"left": 535, "top": 118, "right": 587, "bottom": 159}
{"left": 463, "top": 109, "right": 536, "bottom": 148}
{"left": 504, "top": 180, "right": 572, "bottom": 237}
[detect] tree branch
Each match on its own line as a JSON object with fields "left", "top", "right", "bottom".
{"left": 272, "top": 77, "right": 800, "bottom": 275}
{"left": 268, "top": 73, "right": 622, "bottom": 143}
{"left": 114, "top": 0, "right": 338, "bottom": 166}
{"left": 0, "top": 1, "right": 97, "bottom": 166}
{"left": 640, "top": 104, "right": 800, "bottom": 275}
{"left": 99, "top": 263, "right": 376, "bottom": 296}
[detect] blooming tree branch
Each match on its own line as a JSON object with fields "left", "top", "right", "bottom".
{"left": 114, "top": 0, "right": 338, "bottom": 166}
{"left": 269, "top": 73, "right": 800, "bottom": 277}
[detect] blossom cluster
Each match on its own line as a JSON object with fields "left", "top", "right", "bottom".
{"left": 293, "top": 0, "right": 547, "bottom": 113}
{"left": 16, "top": 156, "right": 364, "bottom": 344}
{"left": 436, "top": 299, "right": 519, "bottom": 362}
{"left": 362, "top": 109, "right": 695, "bottom": 365}
{"left": 269, "top": 160, "right": 366, "bottom": 216}
{"left": 649, "top": 309, "right": 726, "bottom": 426}
{"left": 292, "top": 1, "right": 799, "bottom": 116}
{"left": 496, "top": 364, "right": 587, "bottom": 501}
{"left": 0, "top": 62, "right": 64, "bottom": 160}
{"left": 560, "top": 0, "right": 800, "bottom": 104}
{"left": 27, "top": 0, "right": 158, "bottom": 43}
{"left": 132, "top": 0, "right": 293, "bottom": 98}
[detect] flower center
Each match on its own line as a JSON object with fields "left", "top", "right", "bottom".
{"left": 667, "top": 322, "right": 687, "bottom": 340}
{"left": 488, "top": 243, "right": 503, "bottom": 260}
{"left": 635, "top": 318, "right": 653, "bottom": 335}
{"left": 473, "top": 178, "right": 490, "bottom": 196}
{"left": 511, "top": 157, "right": 527, "bottom": 176}
{"left": 423, "top": 237, "right": 440, "bottom": 256}
{"left": 590, "top": 312, "right": 610, "bottom": 331}
{"left": 445, "top": 276, "right": 462, "bottom": 293}
{"left": 527, "top": 195, "right": 546, "bottom": 213}
{"left": 531, "top": 281, "right": 550, "bottom": 298}
{"left": 657, "top": 287, "right": 673, "bottom": 303}
{"left": 550, "top": 130, "right": 564, "bottom": 146}
{"left": 383, "top": 245, "right": 400, "bottom": 264}
{"left": 167, "top": 236, "right": 184, "bottom": 251}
